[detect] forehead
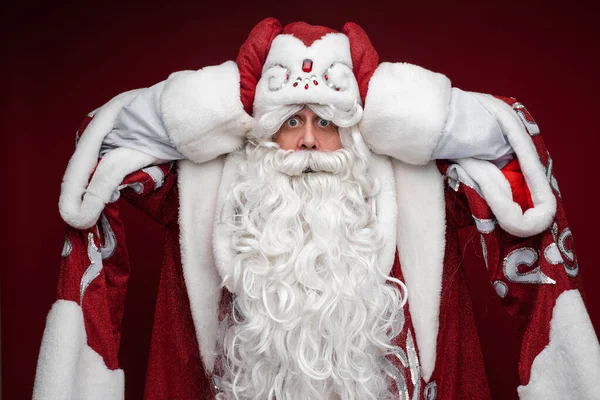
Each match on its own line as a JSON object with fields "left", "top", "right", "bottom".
{"left": 292, "top": 107, "right": 318, "bottom": 118}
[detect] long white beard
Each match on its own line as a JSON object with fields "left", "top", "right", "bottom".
{"left": 217, "top": 139, "right": 405, "bottom": 400}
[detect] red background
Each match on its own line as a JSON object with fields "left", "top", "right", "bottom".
{"left": 2, "top": 1, "right": 599, "bottom": 399}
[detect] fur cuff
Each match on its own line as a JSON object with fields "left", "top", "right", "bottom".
{"left": 160, "top": 61, "right": 254, "bottom": 164}
{"left": 360, "top": 62, "right": 452, "bottom": 165}
{"left": 461, "top": 94, "right": 556, "bottom": 237}
{"left": 58, "top": 90, "right": 148, "bottom": 229}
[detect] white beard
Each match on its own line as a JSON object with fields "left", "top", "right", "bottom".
{"left": 217, "top": 138, "right": 404, "bottom": 400}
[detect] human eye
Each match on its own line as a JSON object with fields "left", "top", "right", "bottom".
{"left": 317, "top": 118, "right": 331, "bottom": 127}
{"left": 286, "top": 117, "right": 300, "bottom": 127}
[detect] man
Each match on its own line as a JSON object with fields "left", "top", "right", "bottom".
{"left": 34, "top": 19, "right": 600, "bottom": 399}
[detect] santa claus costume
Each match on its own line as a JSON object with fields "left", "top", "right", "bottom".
{"left": 33, "top": 18, "right": 600, "bottom": 399}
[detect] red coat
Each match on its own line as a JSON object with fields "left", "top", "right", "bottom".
{"left": 33, "top": 83, "right": 600, "bottom": 398}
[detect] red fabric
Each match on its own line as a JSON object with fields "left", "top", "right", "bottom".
{"left": 342, "top": 22, "right": 379, "bottom": 104}
{"left": 236, "top": 19, "right": 377, "bottom": 113}
{"left": 47, "top": 98, "right": 590, "bottom": 398}
{"left": 501, "top": 158, "right": 535, "bottom": 211}
{"left": 144, "top": 222, "right": 210, "bottom": 399}
{"left": 236, "top": 17, "right": 282, "bottom": 115}
{"left": 282, "top": 21, "right": 338, "bottom": 46}
{"left": 441, "top": 98, "right": 585, "bottom": 388}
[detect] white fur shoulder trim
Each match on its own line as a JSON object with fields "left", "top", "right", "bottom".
{"left": 161, "top": 61, "right": 254, "bottom": 164}
{"left": 360, "top": 63, "right": 451, "bottom": 165}
{"left": 33, "top": 300, "right": 124, "bottom": 400}
{"left": 518, "top": 290, "right": 600, "bottom": 399}
{"left": 392, "top": 160, "right": 446, "bottom": 382}
{"left": 458, "top": 94, "right": 556, "bottom": 237}
{"left": 177, "top": 158, "right": 225, "bottom": 373}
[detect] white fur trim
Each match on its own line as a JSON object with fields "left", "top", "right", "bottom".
{"left": 457, "top": 94, "right": 556, "bottom": 237}
{"left": 160, "top": 61, "right": 253, "bottom": 164}
{"left": 213, "top": 152, "right": 244, "bottom": 285}
{"left": 62, "top": 148, "right": 157, "bottom": 229}
{"left": 360, "top": 63, "right": 452, "bottom": 165}
{"left": 371, "top": 154, "right": 397, "bottom": 275}
{"left": 393, "top": 160, "right": 446, "bottom": 382}
{"left": 517, "top": 290, "right": 600, "bottom": 399}
{"left": 254, "top": 33, "right": 360, "bottom": 116}
{"left": 177, "top": 158, "right": 225, "bottom": 373}
{"left": 33, "top": 300, "right": 124, "bottom": 400}
{"left": 59, "top": 89, "right": 144, "bottom": 229}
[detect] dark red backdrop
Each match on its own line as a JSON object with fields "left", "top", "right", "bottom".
{"left": 3, "top": 2, "right": 599, "bottom": 399}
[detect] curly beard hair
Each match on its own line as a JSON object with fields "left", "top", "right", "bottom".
{"left": 217, "top": 123, "right": 406, "bottom": 400}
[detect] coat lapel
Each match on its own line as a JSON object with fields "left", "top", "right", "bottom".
{"left": 393, "top": 160, "right": 446, "bottom": 383}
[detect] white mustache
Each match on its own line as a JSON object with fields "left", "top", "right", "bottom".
{"left": 261, "top": 148, "right": 354, "bottom": 176}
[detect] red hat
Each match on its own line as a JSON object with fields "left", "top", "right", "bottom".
{"left": 236, "top": 18, "right": 379, "bottom": 116}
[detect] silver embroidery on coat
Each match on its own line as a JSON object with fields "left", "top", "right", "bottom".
{"left": 512, "top": 102, "right": 540, "bottom": 136}
{"left": 382, "top": 357, "right": 409, "bottom": 400}
{"left": 406, "top": 331, "right": 421, "bottom": 400}
{"left": 543, "top": 243, "right": 564, "bottom": 265}
{"left": 565, "top": 262, "right": 579, "bottom": 278}
{"left": 473, "top": 216, "right": 497, "bottom": 234}
{"left": 392, "top": 347, "right": 409, "bottom": 368}
{"left": 61, "top": 236, "right": 72, "bottom": 257}
{"left": 493, "top": 280, "right": 508, "bottom": 298}
{"left": 142, "top": 166, "right": 165, "bottom": 190}
{"left": 503, "top": 247, "right": 555, "bottom": 284}
{"left": 544, "top": 155, "right": 562, "bottom": 199}
{"left": 480, "top": 235, "right": 489, "bottom": 270}
{"left": 99, "top": 213, "right": 117, "bottom": 259}
{"left": 558, "top": 228, "right": 575, "bottom": 262}
{"left": 109, "top": 182, "right": 145, "bottom": 203}
{"left": 80, "top": 232, "right": 103, "bottom": 304}
{"left": 424, "top": 381, "right": 438, "bottom": 400}
{"left": 445, "top": 164, "right": 484, "bottom": 197}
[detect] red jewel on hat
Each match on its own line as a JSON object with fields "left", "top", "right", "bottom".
{"left": 302, "top": 59, "right": 313, "bottom": 73}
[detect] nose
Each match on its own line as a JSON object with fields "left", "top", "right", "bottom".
{"left": 298, "top": 124, "right": 317, "bottom": 150}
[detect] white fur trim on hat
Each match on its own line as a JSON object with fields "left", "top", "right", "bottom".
{"left": 160, "top": 61, "right": 254, "bottom": 164}
{"left": 253, "top": 33, "right": 361, "bottom": 116}
{"left": 360, "top": 62, "right": 452, "bottom": 165}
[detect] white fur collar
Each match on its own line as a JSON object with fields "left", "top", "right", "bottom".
{"left": 177, "top": 158, "right": 225, "bottom": 373}
{"left": 392, "top": 160, "right": 446, "bottom": 383}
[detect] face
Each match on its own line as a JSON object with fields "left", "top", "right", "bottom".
{"left": 273, "top": 107, "right": 342, "bottom": 151}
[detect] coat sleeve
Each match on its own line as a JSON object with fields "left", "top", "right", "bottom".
{"left": 33, "top": 114, "right": 179, "bottom": 400}
{"left": 59, "top": 61, "right": 252, "bottom": 231}
{"left": 441, "top": 97, "right": 600, "bottom": 400}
